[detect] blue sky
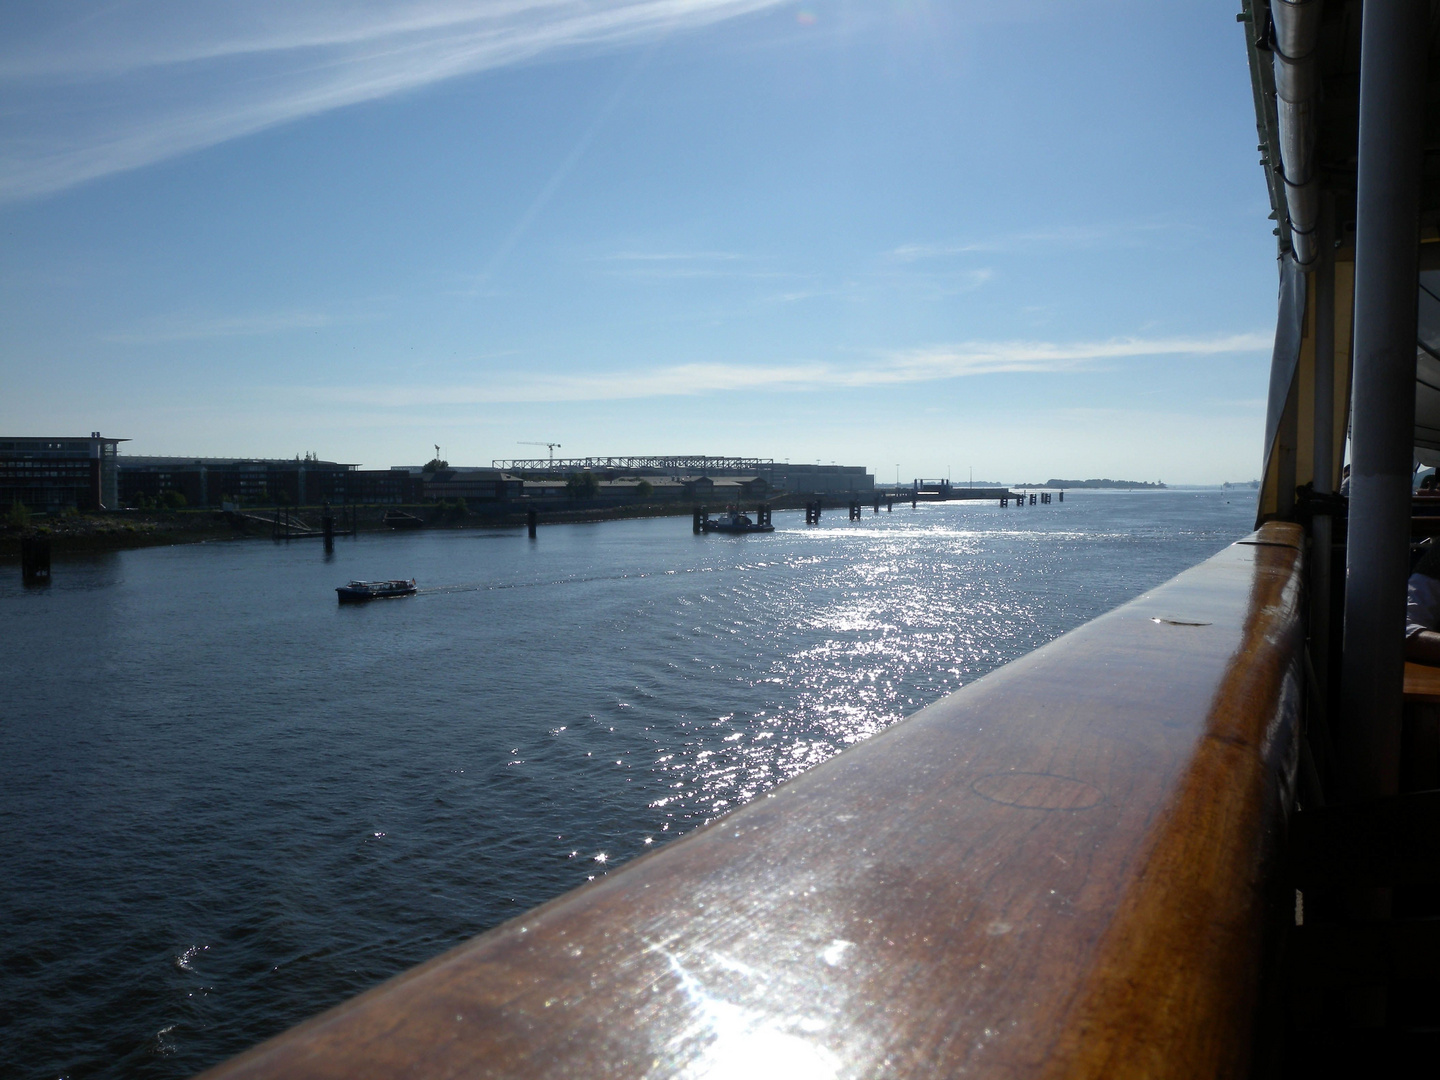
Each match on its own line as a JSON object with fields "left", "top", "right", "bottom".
{"left": 0, "top": 1, "right": 1277, "bottom": 483}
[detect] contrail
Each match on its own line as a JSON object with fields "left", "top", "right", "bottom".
{"left": 477, "top": 40, "right": 657, "bottom": 284}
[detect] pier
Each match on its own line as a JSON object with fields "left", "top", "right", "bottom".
{"left": 20, "top": 535, "right": 50, "bottom": 584}
{"left": 895, "top": 480, "right": 1064, "bottom": 506}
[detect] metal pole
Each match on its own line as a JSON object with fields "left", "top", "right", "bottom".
{"left": 1339, "top": 0, "right": 1428, "bottom": 803}
{"left": 1311, "top": 223, "right": 1335, "bottom": 706}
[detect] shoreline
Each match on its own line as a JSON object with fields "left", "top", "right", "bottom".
{"left": 0, "top": 497, "right": 824, "bottom": 560}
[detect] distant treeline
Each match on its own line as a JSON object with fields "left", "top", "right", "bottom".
{"left": 1020, "top": 479, "right": 1167, "bottom": 490}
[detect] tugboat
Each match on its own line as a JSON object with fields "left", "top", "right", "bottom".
{"left": 701, "top": 508, "right": 774, "bottom": 534}
{"left": 335, "top": 578, "right": 417, "bottom": 602}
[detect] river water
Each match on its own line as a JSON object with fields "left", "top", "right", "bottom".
{"left": 0, "top": 490, "right": 1254, "bottom": 1079}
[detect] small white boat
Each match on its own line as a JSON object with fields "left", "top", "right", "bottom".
{"left": 336, "top": 578, "right": 417, "bottom": 602}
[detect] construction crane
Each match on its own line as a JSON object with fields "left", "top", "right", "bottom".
{"left": 518, "top": 441, "right": 562, "bottom": 465}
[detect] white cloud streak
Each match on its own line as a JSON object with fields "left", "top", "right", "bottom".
{"left": 890, "top": 222, "right": 1169, "bottom": 260}
{"left": 0, "top": 1, "right": 790, "bottom": 202}
{"left": 105, "top": 309, "right": 330, "bottom": 343}
{"left": 309, "top": 332, "right": 1273, "bottom": 406}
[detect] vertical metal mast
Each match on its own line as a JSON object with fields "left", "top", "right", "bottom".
{"left": 1312, "top": 215, "right": 1335, "bottom": 702}
{"left": 1339, "top": 0, "right": 1428, "bottom": 801}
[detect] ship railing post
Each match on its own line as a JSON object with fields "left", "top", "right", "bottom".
{"left": 1309, "top": 202, "right": 1338, "bottom": 730}
{"left": 1340, "top": 0, "right": 1429, "bottom": 805}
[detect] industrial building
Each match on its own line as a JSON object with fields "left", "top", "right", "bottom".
{"left": 491, "top": 455, "right": 873, "bottom": 496}
{"left": 4, "top": 439, "right": 870, "bottom": 512}
{"left": 0, "top": 433, "right": 126, "bottom": 512}
{"left": 116, "top": 457, "right": 368, "bottom": 508}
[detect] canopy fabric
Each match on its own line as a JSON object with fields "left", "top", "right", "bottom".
{"left": 1415, "top": 272, "right": 1440, "bottom": 464}
{"left": 1257, "top": 256, "right": 1307, "bottom": 523}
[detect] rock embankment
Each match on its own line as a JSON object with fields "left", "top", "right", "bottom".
{"left": 0, "top": 511, "right": 250, "bottom": 559}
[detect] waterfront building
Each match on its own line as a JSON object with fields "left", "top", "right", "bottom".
{"left": 117, "top": 456, "right": 362, "bottom": 508}
{"left": 763, "top": 462, "right": 873, "bottom": 496}
{"left": 416, "top": 468, "right": 524, "bottom": 503}
{"left": 0, "top": 433, "right": 126, "bottom": 512}
{"left": 492, "top": 454, "right": 873, "bottom": 496}
{"left": 112, "top": 458, "right": 510, "bottom": 507}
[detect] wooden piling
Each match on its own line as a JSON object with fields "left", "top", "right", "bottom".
{"left": 527, "top": 508, "right": 538, "bottom": 539}
{"left": 322, "top": 505, "right": 335, "bottom": 551}
{"left": 20, "top": 535, "right": 51, "bottom": 584}
{"left": 693, "top": 507, "right": 703, "bottom": 534}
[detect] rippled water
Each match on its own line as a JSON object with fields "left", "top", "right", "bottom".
{"left": 0, "top": 490, "right": 1254, "bottom": 1079}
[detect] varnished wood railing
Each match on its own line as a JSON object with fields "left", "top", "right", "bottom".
{"left": 201, "top": 522, "right": 1305, "bottom": 1079}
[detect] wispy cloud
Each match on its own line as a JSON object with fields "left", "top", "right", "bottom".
{"left": 600, "top": 250, "right": 748, "bottom": 262}
{"left": 105, "top": 309, "right": 330, "bottom": 343}
{"left": 864, "top": 333, "right": 1270, "bottom": 382}
{"left": 593, "top": 249, "right": 801, "bottom": 281}
{"left": 890, "top": 222, "right": 1169, "bottom": 261}
{"left": 0, "top": 1, "right": 790, "bottom": 202}
{"left": 308, "top": 331, "right": 1272, "bottom": 405}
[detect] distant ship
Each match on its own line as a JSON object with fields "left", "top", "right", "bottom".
{"left": 335, "top": 578, "right": 417, "bottom": 602}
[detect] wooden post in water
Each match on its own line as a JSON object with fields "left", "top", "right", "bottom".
{"left": 322, "top": 503, "right": 335, "bottom": 552}
{"left": 527, "top": 508, "right": 537, "bottom": 539}
{"left": 693, "top": 507, "right": 703, "bottom": 534}
{"left": 20, "top": 535, "right": 51, "bottom": 584}
{"left": 1059, "top": 489, "right": 1064, "bottom": 502}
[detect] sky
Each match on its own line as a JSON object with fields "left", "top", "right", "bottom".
{"left": 0, "top": 1, "right": 1280, "bottom": 484}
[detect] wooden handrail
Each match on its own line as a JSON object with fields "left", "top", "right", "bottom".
{"left": 202, "top": 522, "right": 1305, "bottom": 1079}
